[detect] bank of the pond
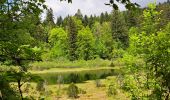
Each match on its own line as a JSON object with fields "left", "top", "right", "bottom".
{"left": 31, "top": 67, "right": 118, "bottom": 85}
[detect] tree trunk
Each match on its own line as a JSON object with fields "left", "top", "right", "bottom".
{"left": 165, "top": 93, "right": 169, "bottom": 100}
{"left": 17, "top": 80, "right": 23, "bottom": 100}
{"left": 0, "top": 90, "right": 3, "bottom": 100}
{"left": 165, "top": 88, "right": 170, "bottom": 100}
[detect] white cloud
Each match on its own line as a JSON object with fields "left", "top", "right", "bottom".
{"left": 44, "top": 0, "right": 167, "bottom": 20}
{"left": 44, "top": 0, "right": 114, "bottom": 20}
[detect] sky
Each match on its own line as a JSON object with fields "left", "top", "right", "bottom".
{"left": 43, "top": 0, "right": 167, "bottom": 20}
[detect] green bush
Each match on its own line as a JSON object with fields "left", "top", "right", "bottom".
{"left": 36, "top": 80, "right": 45, "bottom": 92}
{"left": 67, "top": 83, "right": 79, "bottom": 98}
{"left": 107, "top": 82, "right": 117, "bottom": 96}
{"left": 110, "top": 62, "right": 115, "bottom": 67}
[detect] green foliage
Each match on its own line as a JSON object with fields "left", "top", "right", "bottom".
{"left": 0, "top": 0, "right": 46, "bottom": 99}
{"left": 121, "top": 3, "right": 170, "bottom": 99}
{"left": 36, "top": 80, "right": 45, "bottom": 92}
{"left": 56, "top": 16, "right": 63, "bottom": 26}
{"left": 18, "top": 45, "right": 42, "bottom": 60}
{"left": 67, "top": 83, "right": 79, "bottom": 98}
{"left": 88, "top": 15, "right": 95, "bottom": 29}
{"left": 122, "top": 75, "right": 145, "bottom": 99}
{"left": 110, "top": 62, "right": 115, "bottom": 67}
{"left": 1, "top": 0, "right": 170, "bottom": 99}
{"left": 111, "top": 10, "right": 128, "bottom": 48}
{"left": 82, "top": 15, "right": 89, "bottom": 26}
{"left": 0, "top": 0, "right": 45, "bottom": 62}
{"left": 75, "top": 9, "right": 83, "bottom": 20}
{"left": 43, "top": 8, "right": 55, "bottom": 28}
{"left": 92, "top": 22, "right": 114, "bottom": 59}
{"left": 107, "top": 81, "right": 118, "bottom": 96}
{"left": 0, "top": 72, "right": 20, "bottom": 100}
{"left": 76, "top": 27, "right": 95, "bottom": 60}
{"left": 33, "top": 24, "right": 48, "bottom": 43}
{"left": 67, "top": 17, "right": 78, "bottom": 61}
{"left": 123, "top": 9, "right": 141, "bottom": 28}
{"left": 47, "top": 28, "right": 68, "bottom": 58}
{"left": 157, "top": 2, "right": 170, "bottom": 27}
{"left": 112, "top": 48, "right": 125, "bottom": 59}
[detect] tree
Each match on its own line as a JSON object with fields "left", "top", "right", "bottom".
{"left": 111, "top": 10, "right": 128, "bottom": 48}
{"left": 34, "top": 24, "right": 48, "bottom": 43}
{"left": 128, "top": 3, "right": 170, "bottom": 99}
{"left": 76, "top": 27, "right": 95, "bottom": 60}
{"left": 43, "top": 8, "right": 55, "bottom": 28}
{"left": 67, "top": 17, "right": 78, "bottom": 61}
{"left": 56, "top": 16, "right": 63, "bottom": 26}
{"left": 100, "top": 12, "right": 105, "bottom": 24}
{"left": 88, "top": 15, "right": 95, "bottom": 29}
{"left": 104, "top": 11, "right": 110, "bottom": 22}
{"left": 0, "top": 70, "right": 19, "bottom": 99}
{"left": 157, "top": 2, "right": 170, "bottom": 27}
{"left": 100, "top": 22, "right": 114, "bottom": 59}
{"left": 0, "top": 0, "right": 45, "bottom": 67}
{"left": 82, "top": 15, "right": 89, "bottom": 26}
{"left": 73, "top": 17, "right": 84, "bottom": 31}
{"left": 48, "top": 28, "right": 68, "bottom": 58}
{"left": 123, "top": 9, "right": 141, "bottom": 28}
{"left": 0, "top": 0, "right": 46, "bottom": 99}
{"left": 75, "top": 9, "right": 83, "bottom": 20}
{"left": 42, "top": 8, "right": 56, "bottom": 44}
{"left": 92, "top": 22, "right": 113, "bottom": 59}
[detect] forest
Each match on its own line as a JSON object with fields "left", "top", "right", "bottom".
{"left": 0, "top": 0, "right": 170, "bottom": 100}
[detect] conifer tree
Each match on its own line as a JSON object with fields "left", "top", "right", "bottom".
{"left": 75, "top": 9, "right": 83, "bottom": 20}
{"left": 82, "top": 15, "right": 89, "bottom": 26}
{"left": 88, "top": 15, "right": 94, "bottom": 29}
{"left": 100, "top": 12, "right": 105, "bottom": 24}
{"left": 56, "top": 16, "right": 63, "bottom": 26}
{"left": 104, "top": 11, "right": 110, "bottom": 22}
{"left": 111, "top": 10, "right": 128, "bottom": 48}
{"left": 67, "top": 17, "right": 78, "bottom": 61}
{"left": 123, "top": 9, "right": 141, "bottom": 28}
{"left": 44, "top": 8, "right": 55, "bottom": 28}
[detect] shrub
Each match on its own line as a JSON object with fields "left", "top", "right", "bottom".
{"left": 110, "top": 62, "right": 115, "bottom": 67}
{"left": 95, "top": 79, "right": 102, "bottom": 87}
{"left": 36, "top": 80, "right": 45, "bottom": 92}
{"left": 107, "top": 82, "right": 117, "bottom": 96}
{"left": 67, "top": 83, "right": 79, "bottom": 98}
{"left": 56, "top": 89, "right": 62, "bottom": 99}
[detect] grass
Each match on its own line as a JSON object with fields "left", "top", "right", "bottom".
{"left": 30, "top": 67, "right": 115, "bottom": 74}
{"left": 1, "top": 59, "right": 128, "bottom": 99}
{"left": 21, "top": 76, "right": 130, "bottom": 100}
{"left": 29, "top": 58, "right": 112, "bottom": 71}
